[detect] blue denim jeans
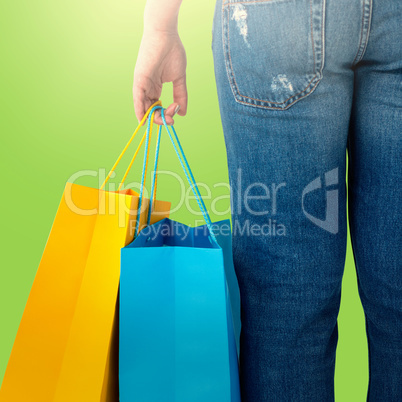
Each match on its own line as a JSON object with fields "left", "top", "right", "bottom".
{"left": 212, "top": 0, "right": 402, "bottom": 400}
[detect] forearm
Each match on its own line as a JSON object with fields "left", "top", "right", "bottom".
{"left": 143, "top": 0, "right": 183, "bottom": 34}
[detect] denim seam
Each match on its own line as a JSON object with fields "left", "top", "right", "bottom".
{"left": 321, "top": 0, "right": 326, "bottom": 80}
{"left": 351, "top": 0, "right": 373, "bottom": 66}
{"left": 222, "top": 0, "right": 326, "bottom": 110}
{"left": 310, "top": 0, "right": 316, "bottom": 73}
{"left": 222, "top": 3, "right": 240, "bottom": 107}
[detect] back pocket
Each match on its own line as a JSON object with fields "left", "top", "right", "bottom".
{"left": 222, "top": 0, "right": 326, "bottom": 110}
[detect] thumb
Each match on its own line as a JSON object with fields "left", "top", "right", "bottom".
{"left": 173, "top": 75, "right": 188, "bottom": 116}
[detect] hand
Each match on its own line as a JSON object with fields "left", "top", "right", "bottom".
{"left": 133, "top": 31, "right": 187, "bottom": 126}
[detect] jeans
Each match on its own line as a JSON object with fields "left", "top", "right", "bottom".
{"left": 211, "top": 0, "right": 402, "bottom": 400}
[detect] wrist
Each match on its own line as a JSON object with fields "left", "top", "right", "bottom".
{"left": 143, "top": 25, "right": 179, "bottom": 37}
{"left": 143, "top": 0, "right": 181, "bottom": 36}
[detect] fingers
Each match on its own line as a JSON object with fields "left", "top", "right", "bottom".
{"left": 133, "top": 76, "right": 187, "bottom": 126}
{"left": 153, "top": 103, "right": 179, "bottom": 126}
{"left": 135, "top": 97, "right": 178, "bottom": 127}
{"left": 151, "top": 75, "right": 187, "bottom": 125}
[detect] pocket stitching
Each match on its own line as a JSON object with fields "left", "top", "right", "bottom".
{"left": 229, "top": 78, "right": 322, "bottom": 110}
{"left": 222, "top": 0, "right": 325, "bottom": 110}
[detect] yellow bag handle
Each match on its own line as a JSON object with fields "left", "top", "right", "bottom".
{"left": 100, "top": 100, "right": 162, "bottom": 191}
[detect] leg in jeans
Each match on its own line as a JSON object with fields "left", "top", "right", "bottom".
{"left": 347, "top": 1, "right": 402, "bottom": 400}
{"left": 212, "top": 0, "right": 400, "bottom": 400}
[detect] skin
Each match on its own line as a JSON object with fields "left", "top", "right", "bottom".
{"left": 134, "top": 0, "right": 186, "bottom": 125}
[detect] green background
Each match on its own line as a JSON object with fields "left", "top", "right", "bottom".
{"left": 0, "top": 0, "right": 368, "bottom": 400}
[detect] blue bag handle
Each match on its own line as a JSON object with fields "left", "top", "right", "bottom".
{"left": 134, "top": 106, "right": 217, "bottom": 242}
{"left": 134, "top": 105, "right": 162, "bottom": 238}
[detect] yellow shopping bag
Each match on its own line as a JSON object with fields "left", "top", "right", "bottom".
{"left": 0, "top": 102, "right": 170, "bottom": 402}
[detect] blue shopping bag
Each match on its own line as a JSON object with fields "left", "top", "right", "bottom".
{"left": 119, "top": 106, "right": 241, "bottom": 402}
{"left": 214, "top": 220, "right": 241, "bottom": 356}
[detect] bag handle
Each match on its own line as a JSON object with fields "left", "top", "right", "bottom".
{"left": 149, "top": 124, "right": 163, "bottom": 210}
{"left": 135, "top": 106, "right": 217, "bottom": 242}
{"left": 100, "top": 100, "right": 162, "bottom": 191}
{"left": 134, "top": 105, "right": 164, "bottom": 237}
{"left": 160, "top": 109, "right": 215, "bottom": 240}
